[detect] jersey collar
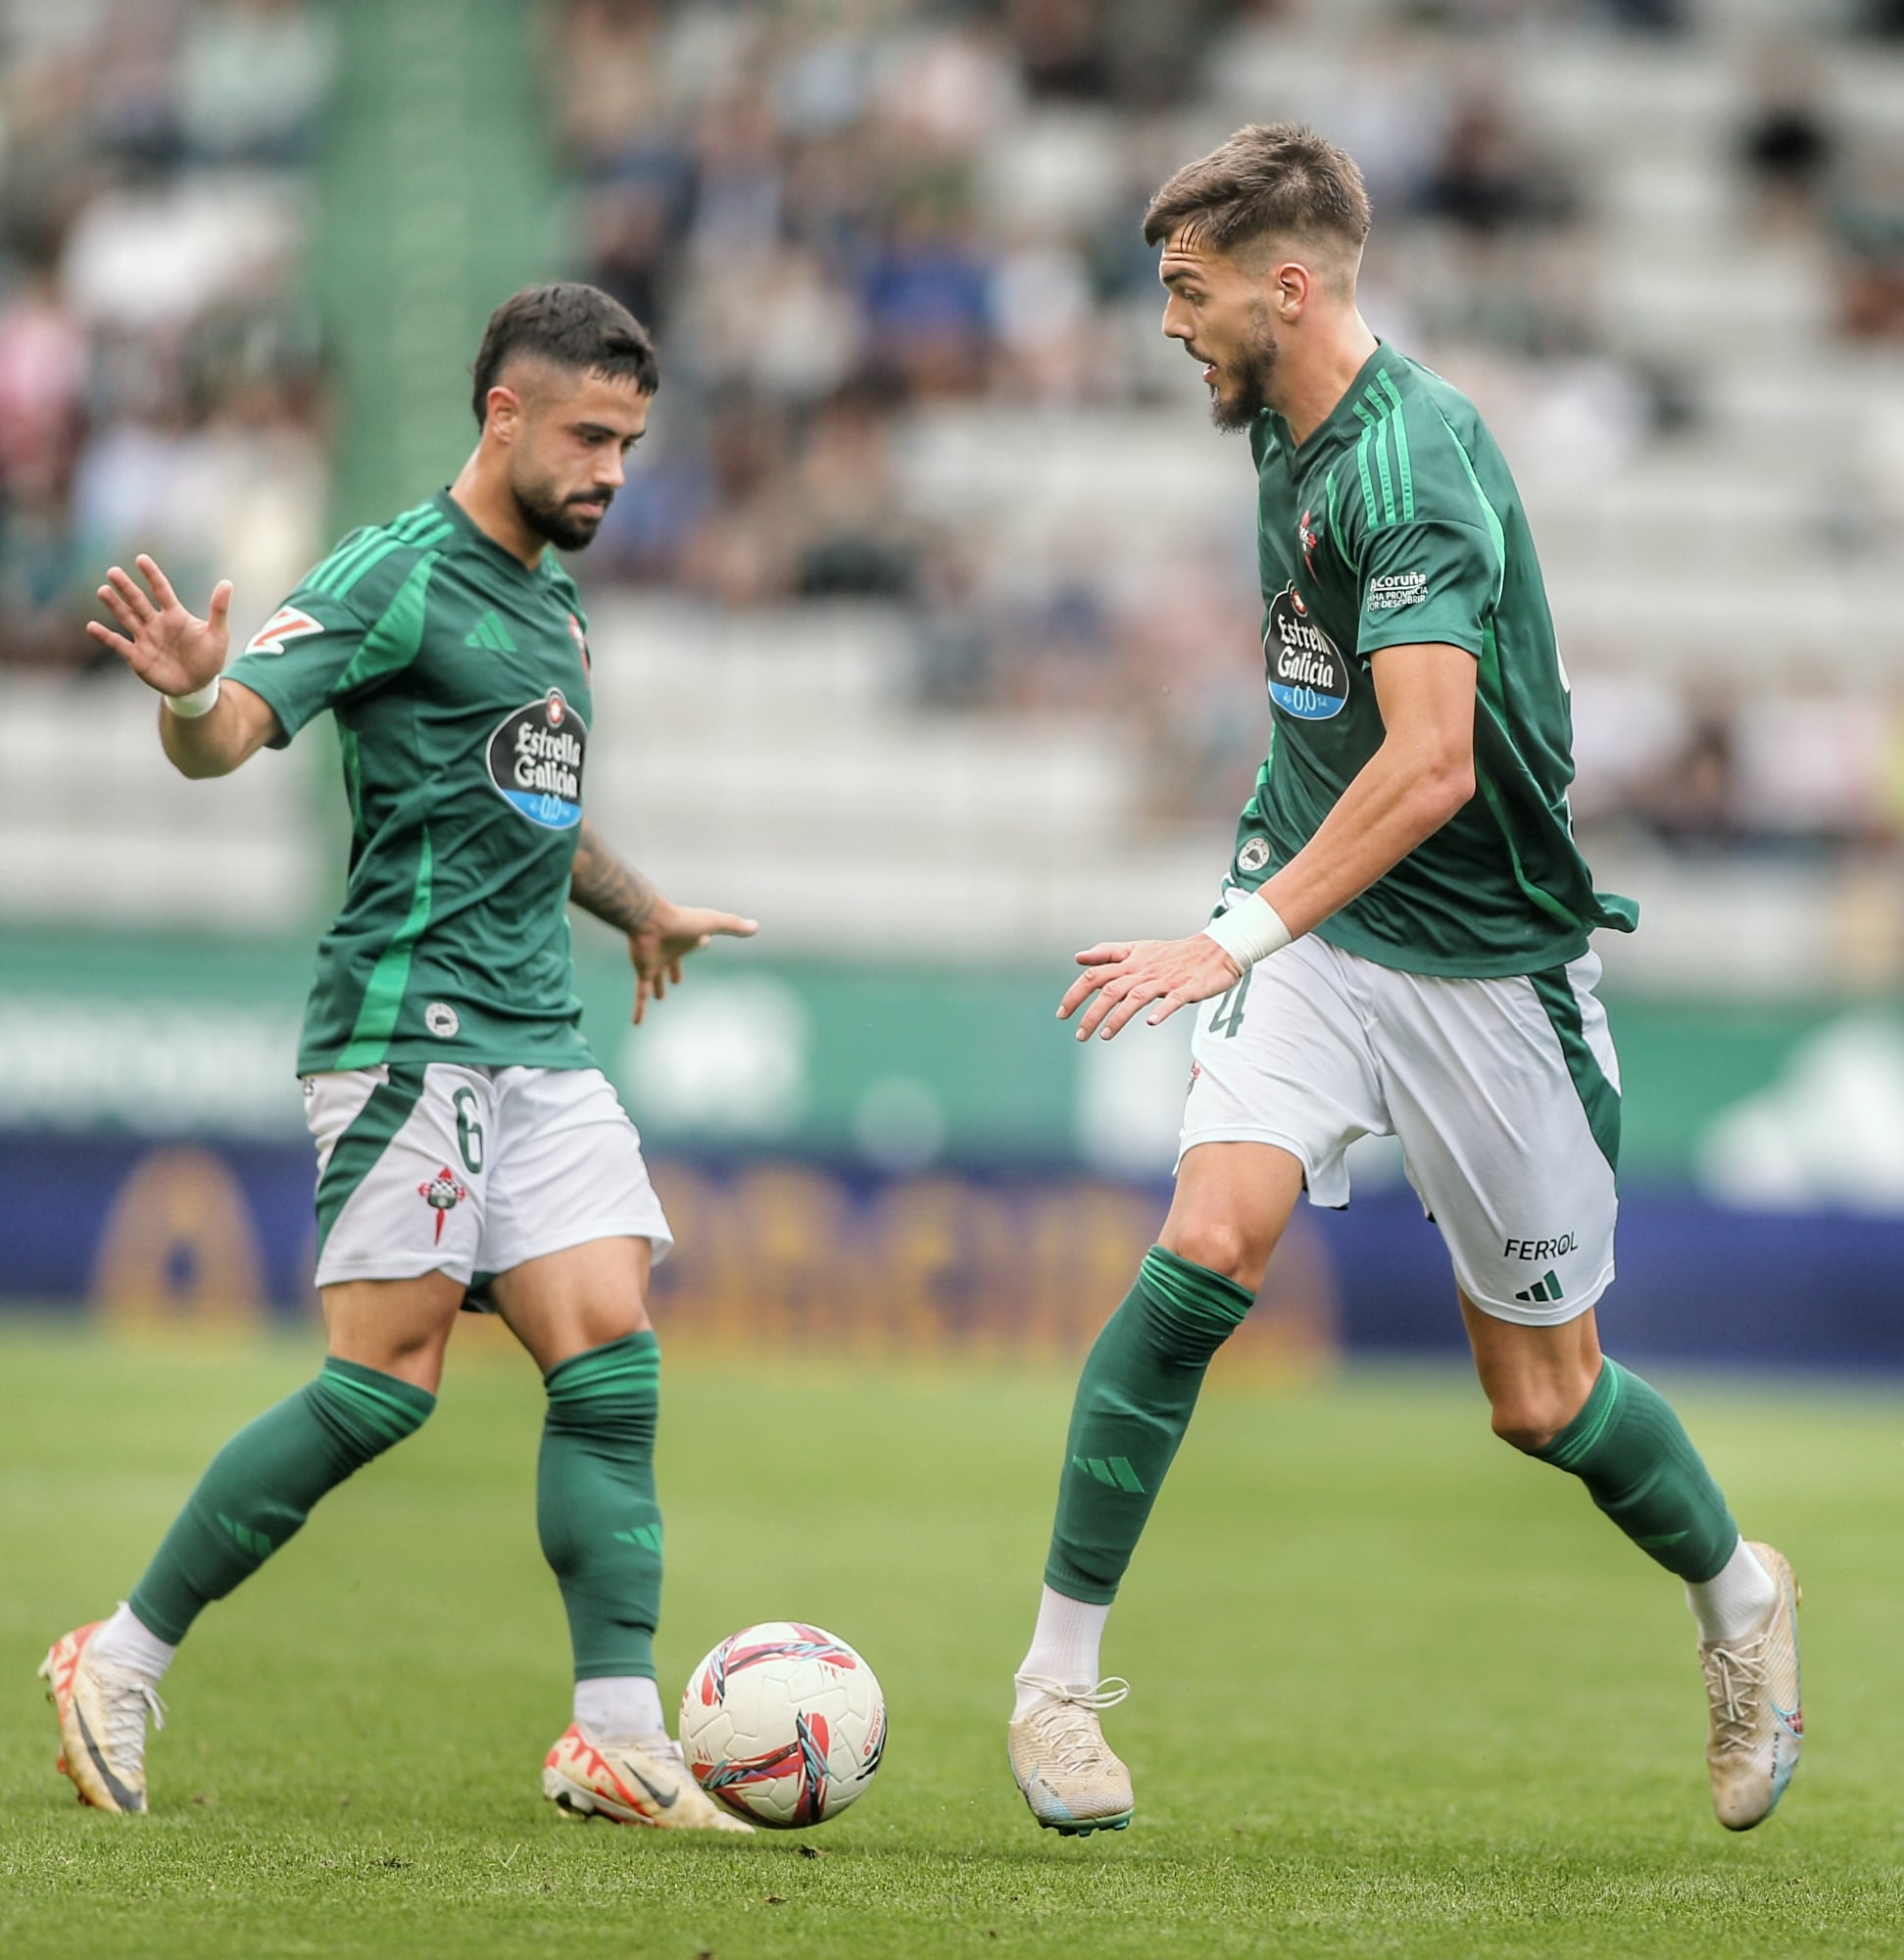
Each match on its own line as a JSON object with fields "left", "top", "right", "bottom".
{"left": 1265, "top": 340, "right": 1404, "bottom": 461}
{"left": 431, "top": 487, "right": 551, "bottom": 580}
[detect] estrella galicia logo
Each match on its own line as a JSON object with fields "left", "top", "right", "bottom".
{"left": 1263, "top": 584, "right": 1348, "bottom": 721}
{"left": 487, "top": 687, "right": 586, "bottom": 829}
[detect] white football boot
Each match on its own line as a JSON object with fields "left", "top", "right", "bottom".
{"left": 1007, "top": 1675, "right": 1134, "bottom": 1836}
{"left": 1700, "top": 1541, "right": 1802, "bottom": 1831}
{"left": 39, "top": 1622, "right": 165, "bottom": 1814}
{"left": 543, "top": 1723, "right": 754, "bottom": 1833}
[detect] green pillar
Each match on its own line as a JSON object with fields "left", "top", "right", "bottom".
{"left": 314, "top": 0, "right": 574, "bottom": 528}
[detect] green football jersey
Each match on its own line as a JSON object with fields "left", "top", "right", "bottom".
{"left": 1233, "top": 342, "right": 1635, "bottom": 977}
{"left": 226, "top": 489, "right": 599, "bottom": 1074}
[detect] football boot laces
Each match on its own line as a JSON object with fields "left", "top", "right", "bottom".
{"left": 1701, "top": 1634, "right": 1768, "bottom": 1753}
{"left": 1012, "top": 1674, "right": 1130, "bottom": 1772}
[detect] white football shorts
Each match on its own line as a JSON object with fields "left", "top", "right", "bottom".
{"left": 1180, "top": 927, "right": 1620, "bottom": 1327}
{"left": 304, "top": 1062, "right": 673, "bottom": 1292}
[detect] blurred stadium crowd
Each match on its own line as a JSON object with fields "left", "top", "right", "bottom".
{"left": 7, "top": 0, "right": 1904, "bottom": 856}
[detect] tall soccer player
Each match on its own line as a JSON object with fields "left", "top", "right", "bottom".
{"left": 43, "top": 284, "right": 757, "bottom": 1832}
{"left": 1005, "top": 127, "right": 1801, "bottom": 1838}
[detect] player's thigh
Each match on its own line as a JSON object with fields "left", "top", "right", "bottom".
{"left": 489, "top": 1236, "right": 654, "bottom": 1377}
{"left": 1459, "top": 1292, "right": 1604, "bottom": 1449}
{"left": 322, "top": 1271, "right": 467, "bottom": 1393}
{"left": 305, "top": 1061, "right": 492, "bottom": 1291}
{"left": 478, "top": 1066, "right": 673, "bottom": 1369}
{"left": 1175, "top": 929, "right": 1387, "bottom": 1223}
{"left": 1375, "top": 953, "right": 1619, "bottom": 1329}
{"left": 1159, "top": 1141, "right": 1308, "bottom": 1289}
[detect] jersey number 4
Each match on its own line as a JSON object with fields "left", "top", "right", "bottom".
{"left": 1207, "top": 965, "right": 1253, "bottom": 1040}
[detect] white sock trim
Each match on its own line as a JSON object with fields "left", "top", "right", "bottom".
{"left": 1686, "top": 1539, "right": 1778, "bottom": 1645}
{"left": 574, "top": 1674, "right": 666, "bottom": 1743}
{"left": 1013, "top": 1586, "right": 1111, "bottom": 1719}
{"left": 88, "top": 1602, "right": 177, "bottom": 1683}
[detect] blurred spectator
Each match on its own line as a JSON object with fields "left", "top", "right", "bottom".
{"left": 0, "top": 0, "right": 331, "bottom": 669}
{"left": 1416, "top": 95, "right": 1577, "bottom": 238}
{"left": 1631, "top": 710, "right": 1743, "bottom": 854}
{"left": 1736, "top": 53, "right": 1836, "bottom": 232}
{"left": 177, "top": 0, "right": 337, "bottom": 166}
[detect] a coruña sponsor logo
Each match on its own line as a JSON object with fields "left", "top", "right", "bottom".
{"left": 1263, "top": 584, "right": 1348, "bottom": 721}
{"left": 487, "top": 688, "right": 586, "bottom": 830}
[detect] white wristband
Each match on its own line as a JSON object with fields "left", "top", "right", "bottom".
{"left": 1201, "top": 895, "right": 1294, "bottom": 971}
{"left": 162, "top": 674, "right": 221, "bottom": 718}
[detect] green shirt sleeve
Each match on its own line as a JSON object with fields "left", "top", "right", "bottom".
{"left": 1354, "top": 517, "right": 1501, "bottom": 661}
{"left": 224, "top": 589, "right": 371, "bottom": 749}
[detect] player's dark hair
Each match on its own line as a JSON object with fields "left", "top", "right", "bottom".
{"left": 470, "top": 282, "right": 659, "bottom": 424}
{"left": 1143, "top": 122, "right": 1372, "bottom": 267}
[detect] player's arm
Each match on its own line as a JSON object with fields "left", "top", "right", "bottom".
{"left": 569, "top": 817, "right": 759, "bottom": 1025}
{"left": 88, "top": 555, "right": 283, "bottom": 777}
{"left": 1060, "top": 644, "right": 1476, "bottom": 1042}
{"left": 1253, "top": 642, "right": 1476, "bottom": 933}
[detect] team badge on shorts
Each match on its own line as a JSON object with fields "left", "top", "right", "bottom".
{"left": 418, "top": 1166, "right": 469, "bottom": 1244}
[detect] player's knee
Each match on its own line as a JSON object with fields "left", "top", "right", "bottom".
{"left": 1487, "top": 1381, "right": 1586, "bottom": 1454}
{"left": 1159, "top": 1214, "right": 1274, "bottom": 1292}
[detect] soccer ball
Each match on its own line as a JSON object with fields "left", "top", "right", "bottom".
{"left": 678, "top": 1622, "right": 885, "bottom": 1828}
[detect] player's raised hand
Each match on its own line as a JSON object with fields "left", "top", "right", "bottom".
{"left": 1057, "top": 933, "right": 1242, "bottom": 1042}
{"left": 87, "top": 555, "right": 231, "bottom": 698}
{"left": 628, "top": 901, "right": 759, "bottom": 1024}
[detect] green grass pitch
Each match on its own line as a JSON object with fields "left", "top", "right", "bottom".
{"left": 2, "top": 1321, "right": 1899, "bottom": 1959}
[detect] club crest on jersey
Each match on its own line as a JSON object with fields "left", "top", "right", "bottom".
{"left": 486, "top": 688, "right": 586, "bottom": 830}
{"left": 244, "top": 605, "right": 324, "bottom": 657}
{"left": 1263, "top": 583, "right": 1348, "bottom": 721}
{"left": 1298, "top": 508, "right": 1322, "bottom": 572}
{"left": 565, "top": 611, "right": 591, "bottom": 677}
{"left": 418, "top": 1166, "right": 468, "bottom": 1244}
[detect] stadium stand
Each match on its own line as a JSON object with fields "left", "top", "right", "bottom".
{"left": 4, "top": 0, "right": 1904, "bottom": 989}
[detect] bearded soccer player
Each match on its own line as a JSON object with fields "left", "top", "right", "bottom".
{"left": 43, "top": 283, "right": 756, "bottom": 1832}
{"left": 1004, "top": 126, "right": 1801, "bottom": 1838}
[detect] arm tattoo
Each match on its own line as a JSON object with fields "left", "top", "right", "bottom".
{"left": 569, "top": 818, "right": 663, "bottom": 935}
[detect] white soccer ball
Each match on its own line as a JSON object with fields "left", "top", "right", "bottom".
{"left": 678, "top": 1622, "right": 886, "bottom": 1828}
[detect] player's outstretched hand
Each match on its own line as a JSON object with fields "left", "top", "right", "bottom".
{"left": 86, "top": 555, "right": 232, "bottom": 698}
{"left": 1058, "top": 934, "right": 1242, "bottom": 1042}
{"left": 628, "top": 902, "right": 759, "bottom": 1024}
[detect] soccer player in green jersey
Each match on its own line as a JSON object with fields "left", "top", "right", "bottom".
{"left": 43, "top": 284, "right": 756, "bottom": 1832}
{"left": 1005, "top": 127, "right": 1802, "bottom": 1838}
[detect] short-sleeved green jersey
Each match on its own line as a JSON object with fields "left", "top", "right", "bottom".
{"left": 1231, "top": 342, "right": 1635, "bottom": 977}
{"left": 226, "top": 489, "right": 599, "bottom": 1074}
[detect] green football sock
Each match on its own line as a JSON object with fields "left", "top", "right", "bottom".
{"left": 1045, "top": 1246, "right": 1254, "bottom": 1605}
{"left": 128, "top": 1358, "right": 435, "bottom": 1644}
{"left": 538, "top": 1332, "right": 663, "bottom": 1682}
{"left": 1535, "top": 1357, "right": 1738, "bottom": 1583}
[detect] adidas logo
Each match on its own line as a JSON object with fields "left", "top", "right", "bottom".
{"left": 216, "top": 1511, "right": 273, "bottom": 1559}
{"left": 1514, "top": 1269, "right": 1563, "bottom": 1305}
{"left": 464, "top": 609, "right": 516, "bottom": 653}
{"left": 1074, "top": 1453, "right": 1145, "bottom": 1494}
{"left": 612, "top": 1522, "right": 663, "bottom": 1553}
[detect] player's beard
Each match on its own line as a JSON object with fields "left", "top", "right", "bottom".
{"left": 1208, "top": 307, "right": 1280, "bottom": 433}
{"left": 513, "top": 474, "right": 612, "bottom": 553}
